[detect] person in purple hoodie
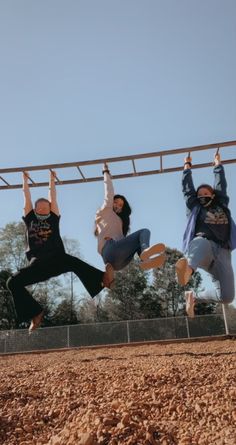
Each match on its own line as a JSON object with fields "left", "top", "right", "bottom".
{"left": 175, "top": 151, "right": 236, "bottom": 318}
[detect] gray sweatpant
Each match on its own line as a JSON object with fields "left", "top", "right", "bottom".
{"left": 186, "top": 237, "right": 235, "bottom": 304}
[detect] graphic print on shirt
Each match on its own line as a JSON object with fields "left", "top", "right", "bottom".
{"left": 28, "top": 219, "right": 53, "bottom": 246}
{"left": 205, "top": 206, "right": 229, "bottom": 225}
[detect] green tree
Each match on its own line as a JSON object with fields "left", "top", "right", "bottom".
{"left": 0, "top": 222, "right": 26, "bottom": 271}
{"left": 104, "top": 258, "right": 163, "bottom": 320}
{"left": 53, "top": 297, "right": 78, "bottom": 325}
{"left": 194, "top": 301, "right": 217, "bottom": 316}
{"left": 0, "top": 270, "right": 16, "bottom": 329}
{"left": 138, "top": 286, "right": 164, "bottom": 319}
{"left": 77, "top": 296, "right": 100, "bottom": 323}
{"left": 30, "top": 278, "right": 65, "bottom": 326}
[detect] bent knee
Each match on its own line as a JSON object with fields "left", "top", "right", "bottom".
{"left": 221, "top": 295, "right": 234, "bottom": 304}
{"left": 192, "top": 236, "right": 211, "bottom": 248}
{"left": 141, "top": 228, "right": 151, "bottom": 236}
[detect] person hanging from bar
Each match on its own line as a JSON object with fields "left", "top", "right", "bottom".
{"left": 94, "top": 162, "right": 166, "bottom": 275}
{"left": 7, "top": 170, "right": 114, "bottom": 333}
{"left": 175, "top": 150, "right": 236, "bottom": 318}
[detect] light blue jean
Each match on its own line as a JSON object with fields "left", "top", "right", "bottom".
{"left": 187, "top": 237, "right": 235, "bottom": 304}
{"left": 101, "top": 228, "right": 150, "bottom": 271}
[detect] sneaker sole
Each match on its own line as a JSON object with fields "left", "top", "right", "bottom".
{"left": 140, "top": 253, "right": 166, "bottom": 270}
{"left": 176, "top": 258, "right": 190, "bottom": 286}
{"left": 140, "top": 243, "right": 165, "bottom": 261}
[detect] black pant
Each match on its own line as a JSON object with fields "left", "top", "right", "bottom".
{"left": 7, "top": 253, "right": 104, "bottom": 322}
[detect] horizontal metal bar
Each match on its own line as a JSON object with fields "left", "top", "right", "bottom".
{"left": 1, "top": 158, "right": 235, "bottom": 190}
{"left": 0, "top": 140, "right": 235, "bottom": 175}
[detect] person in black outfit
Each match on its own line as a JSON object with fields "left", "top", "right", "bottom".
{"left": 7, "top": 170, "right": 114, "bottom": 332}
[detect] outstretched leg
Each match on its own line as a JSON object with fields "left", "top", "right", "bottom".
{"left": 102, "top": 229, "right": 165, "bottom": 270}
{"left": 183, "top": 241, "right": 234, "bottom": 317}
{"left": 176, "top": 237, "right": 213, "bottom": 286}
{"left": 196, "top": 247, "right": 234, "bottom": 303}
{"left": 63, "top": 254, "right": 113, "bottom": 297}
{"left": 7, "top": 259, "right": 54, "bottom": 323}
{"left": 7, "top": 253, "right": 114, "bottom": 326}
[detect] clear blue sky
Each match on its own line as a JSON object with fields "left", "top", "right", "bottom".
{"left": 0, "top": 0, "right": 236, "bottom": 298}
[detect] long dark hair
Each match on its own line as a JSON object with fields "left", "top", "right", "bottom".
{"left": 114, "top": 194, "right": 131, "bottom": 236}
{"left": 94, "top": 194, "right": 132, "bottom": 237}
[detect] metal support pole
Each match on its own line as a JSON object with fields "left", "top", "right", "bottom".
{"left": 126, "top": 321, "right": 130, "bottom": 343}
{"left": 222, "top": 304, "right": 229, "bottom": 335}
{"left": 67, "top": 325, "right": 70, "bottom": 348}
{"left": 185, "top": 317, "right": 190, "bottom": 339}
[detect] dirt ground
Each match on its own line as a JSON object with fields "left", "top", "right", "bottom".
{"left": 0, "top": 339, "right": 235, "bottom": 445}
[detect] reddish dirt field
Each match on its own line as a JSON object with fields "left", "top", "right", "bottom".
{"left": 0, "top": 339, "right": 236, "bottom": 445}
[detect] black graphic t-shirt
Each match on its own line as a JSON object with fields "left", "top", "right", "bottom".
{"left": 23, "top": 210, "right": 65, "bottom": 261}
{"left": 195, "top": 204, "right": 230, "bottom": 247}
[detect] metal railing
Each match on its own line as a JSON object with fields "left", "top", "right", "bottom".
{"left": 0, "top": 308, "right": 235, "bottom": 354}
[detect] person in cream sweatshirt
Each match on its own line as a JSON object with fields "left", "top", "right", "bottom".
{"left": 95, "top": 162, "right": 166, "bottom": 273}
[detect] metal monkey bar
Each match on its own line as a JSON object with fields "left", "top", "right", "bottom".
{"left": 0, "top": 140, "right": 235, "bottom": 190}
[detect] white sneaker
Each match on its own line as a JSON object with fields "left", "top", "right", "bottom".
{"left": 140, "top": 243, "right": 165, "bottom": 261}
{"left": 184, "top": 291, "right": 196, "bottom": 318}
{"left": 176, "top": 258, "right": 193, "bottom": 286}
